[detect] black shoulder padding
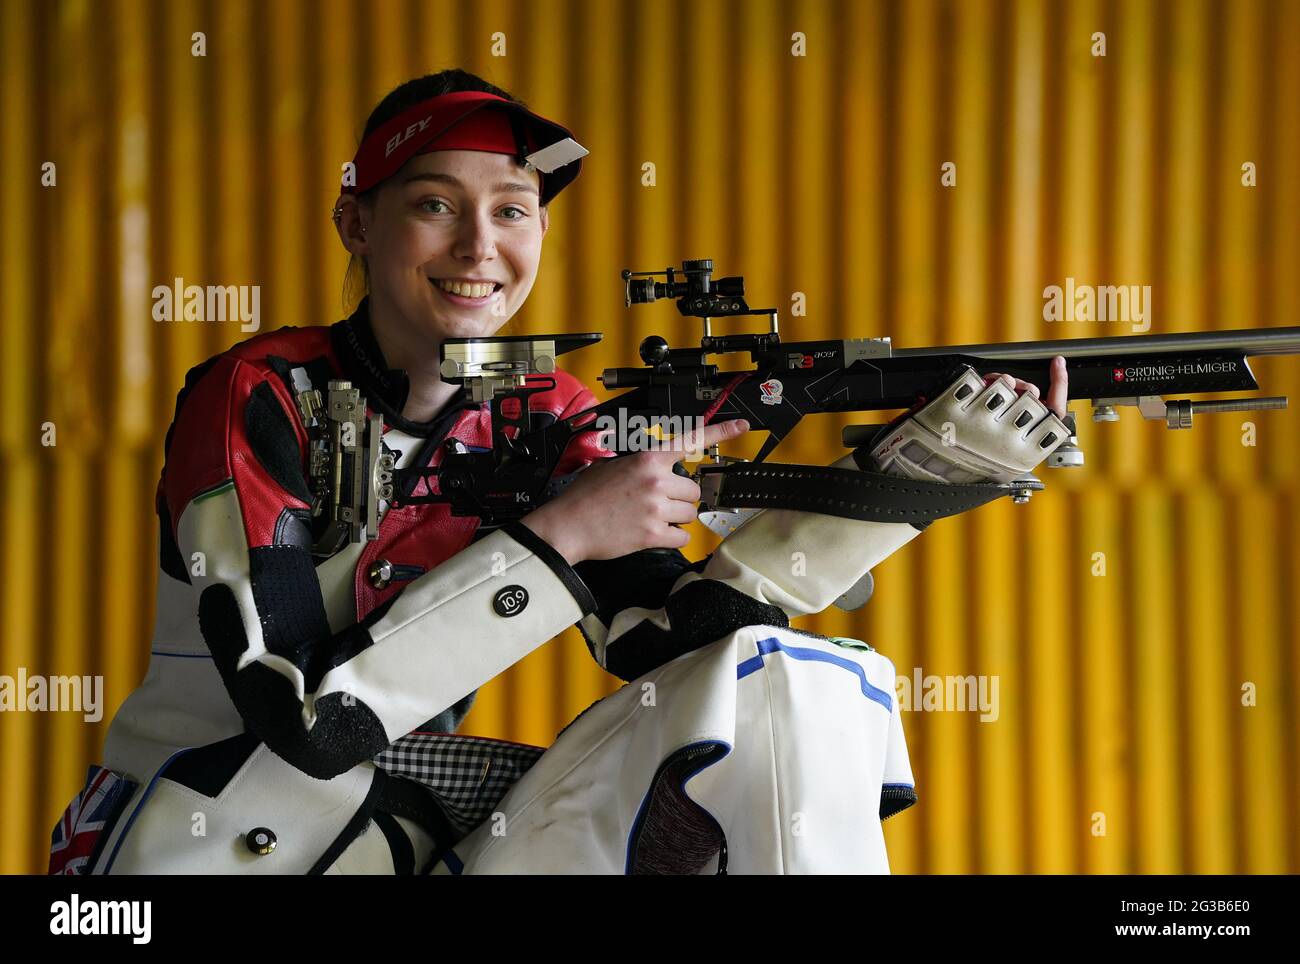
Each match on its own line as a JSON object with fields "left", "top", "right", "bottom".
{"left": 198, "top": 583, "right": 390, "bottom": 780}
{"left": 573, "top": 549, "right": 711, "bottom": 629}
{"left": 601, "top": 578, "right": 790, "bottom": 683}
{"left": 246, "top": 380, "right": 313, "bottom": 504}
{"left": 246, "top": 544, "right": 330, "bottom": 660}
{"left": 246, "top": 544, "right": 376, "bottom": 693}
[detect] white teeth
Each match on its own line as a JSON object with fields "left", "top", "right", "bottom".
{"left": 434, "top": 279, "right": 497, "bottom": 298}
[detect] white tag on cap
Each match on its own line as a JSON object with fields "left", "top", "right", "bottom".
{"left": 523, "top": 137, "right": 589, "bottom": 173}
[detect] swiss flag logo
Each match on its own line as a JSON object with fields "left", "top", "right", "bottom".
{"left": 1112, "top": 367, "right": 1126, "bottom": 382}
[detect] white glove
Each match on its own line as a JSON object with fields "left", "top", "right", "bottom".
{"left": 868, "top": 365, "right": 1071, "bottom": 483}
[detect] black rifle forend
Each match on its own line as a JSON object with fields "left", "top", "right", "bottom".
{"left": 384, "top": 259, "right": 1299, "bottom": 527}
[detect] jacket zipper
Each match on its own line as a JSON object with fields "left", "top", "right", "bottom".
{"left": 880, "top": 784, "right": 918, "bottom": 821}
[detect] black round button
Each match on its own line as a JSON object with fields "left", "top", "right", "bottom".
{"left": 245, "top": 827, "right": 277, "bottom": 855}
{"left": 492, "top": 585, "right": 529, "bottom": 617}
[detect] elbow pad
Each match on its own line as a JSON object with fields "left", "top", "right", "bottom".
{"left": 188, "top": 474, "right": 595, "bottom": 779}
{"left": 692, "top": 451, "right": 924, "bottom": 622}
{"left": 579, "top": 450, "right": 925, "bottom": 681}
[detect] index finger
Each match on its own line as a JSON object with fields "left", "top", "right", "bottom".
{"left": 1045, "top": 356, "right": 1068, "bottom": 420}
{"left": 650, "top": 418, "right": 751, "bottom": 461}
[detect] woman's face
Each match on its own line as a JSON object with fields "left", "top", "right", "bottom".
{"left": 351, "top": 148, "right": 549, "bottom": 341}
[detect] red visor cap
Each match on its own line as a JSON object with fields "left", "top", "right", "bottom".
{"left": 344, "top": 90, "right": 583, "bottom": 206}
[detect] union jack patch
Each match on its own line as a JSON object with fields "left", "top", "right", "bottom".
{"left": 48, "top": 764, "right": 137, "bottom": 875}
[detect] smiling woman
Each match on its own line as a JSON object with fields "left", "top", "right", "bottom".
{"left": 64, "top": 67, "right": 919, "bottom": 878}
{"left": 56, "top": 68, "right": 626, "bottom": 876}
{"left": 331, "top": 71, "right": 566, "bottom": 421}
{"left": 336, "top": 72, "right": 546, "bottom": 302}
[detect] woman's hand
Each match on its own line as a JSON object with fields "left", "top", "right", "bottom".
{"left": 982, "top": 355, "right": 1069, "bottom": 419}
{"left": 520, "top": 418, "right": 752, "bottom": 565}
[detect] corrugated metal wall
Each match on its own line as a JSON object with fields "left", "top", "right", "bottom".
{"left": 1, "top": 0, "right": 1296, "bottom": 875}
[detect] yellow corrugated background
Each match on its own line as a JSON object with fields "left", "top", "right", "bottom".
{"left": 1, "top": 0, "right": 1296, "bottom": 874}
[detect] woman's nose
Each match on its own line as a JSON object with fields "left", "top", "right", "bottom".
{"left": 451, "top": 210, "right": 498, "bottom": 262}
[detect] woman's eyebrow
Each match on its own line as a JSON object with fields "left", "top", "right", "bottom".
{"left": 402, "top": 172, "right": 538, "bottom": 195}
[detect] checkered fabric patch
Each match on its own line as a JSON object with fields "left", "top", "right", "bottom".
{"left": 374, "top": 732, "right": 546, "bottom": 837}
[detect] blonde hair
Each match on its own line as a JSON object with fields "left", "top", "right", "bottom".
{"left": 342, "top": 252, "right": 368, "bottom": 316}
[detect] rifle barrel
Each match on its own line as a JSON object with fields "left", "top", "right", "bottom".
{"left": 890, "top": 326, "right": 1300, "bottom": 360}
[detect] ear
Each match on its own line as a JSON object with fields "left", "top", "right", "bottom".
{"left": 540, "top": 205, "right": 549, "bottom": 239}
{"left": 333, "top": 195, "right": 369, "bottom": 255}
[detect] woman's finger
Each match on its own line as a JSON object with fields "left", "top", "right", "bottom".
{"left": 658, "top": 471, "right": 702, "bottom": 504}
{"left": 660, "top": 497, "right": 701, "bottom": 526}
{"left": 1045, "top": 355, "right": 1069, "bottom": 419}
{"left": 985, "top": 372, "right": 1044, "bottom": 403}
{"left": 983, "top": 373, "right": 1020, "bottom": 402}
{"left": 653, "top": 418, "right": 750, "bottom": 462}
{"left": 651, "top": 522, "right": 692, "bottom": 550}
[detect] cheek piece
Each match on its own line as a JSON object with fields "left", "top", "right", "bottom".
{"left": 338, "top": 90, "right": 588, "bottom": 210}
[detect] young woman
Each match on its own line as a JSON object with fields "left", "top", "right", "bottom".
{"left": 53, "top": 69, "right": 1068, "bottom": 875}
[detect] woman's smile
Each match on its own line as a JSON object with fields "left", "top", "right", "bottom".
{"left": 429, "top": 276, "right": 504, "bottom": 307}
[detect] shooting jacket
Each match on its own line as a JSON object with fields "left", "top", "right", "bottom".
{"left": 57, "top": 297, "right": 919, "bottom": 875}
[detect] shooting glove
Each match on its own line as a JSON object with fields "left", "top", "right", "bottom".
{"left": 867, "top": 365, "right": 1072, "bottom": 483}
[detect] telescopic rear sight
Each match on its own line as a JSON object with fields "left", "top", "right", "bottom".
{"left": 622, "top": 259, "right": 747, "bottom": 315}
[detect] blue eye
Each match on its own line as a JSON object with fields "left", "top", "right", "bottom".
{"left": 500, "top": 206, "right": 528, "bottom": 220}
{"left": 420, "top": 198, "right": 449, "bottom": 214}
